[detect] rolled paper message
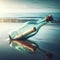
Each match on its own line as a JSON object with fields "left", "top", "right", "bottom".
{"left": 14, "top": 27, "right": 36, "bottom": 39}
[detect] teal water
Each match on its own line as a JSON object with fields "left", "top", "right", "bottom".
{"left": 0, "top": 23, "right": 60, "bottom": 60}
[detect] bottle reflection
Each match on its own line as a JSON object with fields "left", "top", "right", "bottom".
{"left": 9, "top": 39, "right": 53, "bottom": 60}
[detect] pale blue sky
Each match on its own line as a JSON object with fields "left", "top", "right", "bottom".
{"left": 0, "top": 0, "right": 60, "bottom": 13}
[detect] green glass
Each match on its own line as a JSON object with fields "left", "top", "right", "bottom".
{"left": 9, "top": 18, "right": 47, "bottom": 40}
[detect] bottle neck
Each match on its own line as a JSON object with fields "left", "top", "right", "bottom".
{"left": 36, "top": 18, "right": 47, "bottom": 29}
{"left": 24, "top": 18, "right": 48, "bottom": 39}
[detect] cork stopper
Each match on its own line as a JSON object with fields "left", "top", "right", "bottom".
{"left": 45, "top": 15, "right": 53, "bottom": 22}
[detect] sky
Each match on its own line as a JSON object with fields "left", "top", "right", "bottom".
{"left": 0, "top": 0, "right": 60, "bottom": 14}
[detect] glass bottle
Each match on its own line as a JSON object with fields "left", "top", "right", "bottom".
{"left": 9, "top": 15, "right": 53, "bottom": 40}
